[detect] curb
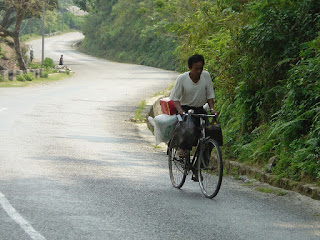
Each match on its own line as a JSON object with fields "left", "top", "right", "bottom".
{"left": 145, "top": 94, "right": 320, "bottom": 201}
{"left": 224, "top": 160, "right": 320, "bottom": 200}
{"left": 0, "top": 69, "right": 43, "bottom": 81}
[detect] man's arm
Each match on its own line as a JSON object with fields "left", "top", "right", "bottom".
{"left": 173, "top": 101, "right": 184, "bottom": 115}
{"left": 207, "top": 98, "right": 218, "bottom": 115}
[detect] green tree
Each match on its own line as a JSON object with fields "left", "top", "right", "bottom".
{"left": 73, "top": 0, "right": 97, "bottom": 12}
{"left": 0, "top": 0, "right": 58, "bottom": 70}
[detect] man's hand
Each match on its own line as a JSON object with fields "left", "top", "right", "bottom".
{"left": 207, "top": 99, "right": 218, "bottom": 115}
{"left": 178, "top": 109, "right": 185, "bottom": 115}
{"left": 210, "top": 108, "right": 218, "bottom": 115}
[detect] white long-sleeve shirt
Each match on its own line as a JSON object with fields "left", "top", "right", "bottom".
{"left": 170, "top": 70, "right": 215, "bottom": 107}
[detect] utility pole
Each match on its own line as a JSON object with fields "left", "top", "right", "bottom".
{"left": 41, "top": 0, "right": 45, "bottom": 65}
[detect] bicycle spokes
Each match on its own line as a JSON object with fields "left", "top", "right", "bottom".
{"left": 198, "top": 139, "right": 223, "bottom": 198}
{"left": 168, "top": 148, "right": 188, "bottom": 188}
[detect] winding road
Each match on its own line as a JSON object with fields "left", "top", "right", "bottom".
{"left": 0, "top": 32, "right": 319, "bottom": 240}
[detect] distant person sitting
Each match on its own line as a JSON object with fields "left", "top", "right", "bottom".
{"left": 59, "top": 55, "right": 64, "bottom": 65}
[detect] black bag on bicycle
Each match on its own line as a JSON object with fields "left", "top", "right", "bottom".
{"left": 171, "top": 114, "right": 199, "bottom": 150}
{"left": 205, "top": 117, "right": 223, "bottom": 146}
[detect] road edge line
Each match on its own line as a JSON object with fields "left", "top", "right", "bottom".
{"left": 0, "top": 191, "right": 46, "bottom": 240}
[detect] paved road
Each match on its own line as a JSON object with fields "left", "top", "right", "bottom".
{"left": 0, "top": 32, "right": 319, "bottom": 240}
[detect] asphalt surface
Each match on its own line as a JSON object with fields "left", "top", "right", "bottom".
{"left": 0, "top": 32, "right": 319, "bottom": 240}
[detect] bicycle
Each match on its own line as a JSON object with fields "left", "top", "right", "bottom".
{"left": 167, "top": 111, "right": 223, "bottom": 198}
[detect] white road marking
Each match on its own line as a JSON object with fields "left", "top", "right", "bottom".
{"left": 0, "top": 108, "right": 8, "bottom": 112}
{"left": 0, "top": 191, "right": 46, "bottom": 240}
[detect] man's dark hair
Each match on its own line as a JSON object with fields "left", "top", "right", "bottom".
{"left": 188, "top": 54, "right": 205, "bottom": 68}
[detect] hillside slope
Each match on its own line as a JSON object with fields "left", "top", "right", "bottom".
{"left": 67, "top": 0, "right": 320, "bottom": 184}
{"left": 0, "top": 37, "right": 28, "bottom": 70}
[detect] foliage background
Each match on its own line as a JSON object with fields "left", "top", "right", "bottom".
{"left": 77, "top": 0, "right": 320, "bottom": 184}
{"left": 19, "top": 0, "right": 83, "bottom": 38}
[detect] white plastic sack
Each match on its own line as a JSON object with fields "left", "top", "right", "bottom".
{"left": 148, "top": 116, "right": 155, "bottom": 127}
{"left": 150, "top": 114, "right": 178, "bottom": 145}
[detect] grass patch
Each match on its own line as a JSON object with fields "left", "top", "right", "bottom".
{"left": 20, "top": 33, "right": 42, "bottom": 42}
{"left": 152, "top": 145, "right": 161, "bottom": 149}
{"left": 255, "top": 187, "right": 287, "bottom": 196}
{"left": 223, "top": 169, "right": 227, "bottom": 177}
{"left": 134, "top": 100, "right": 146, "bottom": 122}
{"left": 0, "top": 72, "right": 73, "bottom": 88}
{"left": 232, "top": 174, "right": 241, "bottom": 180}
{"left": 151, "top": 83, "right": 174, "bottom": 97}
{"left": 242, "top": 181, "right": 255, "bottom": 186}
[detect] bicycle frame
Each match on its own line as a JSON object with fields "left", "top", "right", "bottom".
{"left": 182, "top": 112, "right": 217, "bottom": 171}
{"left": 169, "top": 112, "right": 223, "bottom": 197}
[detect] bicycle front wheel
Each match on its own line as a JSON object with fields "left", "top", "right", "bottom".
{"left": 168, "top": 146, "right": 188, "bottom": 189}
{"left": 198, "top": 139, "right": 223, "bottom": 198}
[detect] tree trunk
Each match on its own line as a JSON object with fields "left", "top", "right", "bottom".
{"left": 13, "top": 32, "right": 26, "bottom": 70}
{"left": 13, "top": 9, "right": 27, "bottom": 71}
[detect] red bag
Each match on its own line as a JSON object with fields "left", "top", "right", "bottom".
{"left": 160, "top": 97, "right": 176, "bottom": 115}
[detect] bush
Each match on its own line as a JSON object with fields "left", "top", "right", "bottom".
{"left": 0, "top": 75, "right": 5, "bottom": 82}
{"left": 62, "top": 12, "right": 83, "bottom": 30}
{"left": 29, "top": 62, "right": 41, "bottom": 69}
{"left": 16, "top": 75, "right": 26, "bottom": 82}
{"left": 23, "top": 73, "right": 34, "bottom": 81}
{"left": 43, "top": 57, "right": 55, "bottom": 69}
{"left": 0, "top": 45, "right": 3, "bottom": 58}
{"left": 269, "top": 40, "right": 320, "bottom": 182}
{"left": 40, "top": 71, "right": 49, "bottom": 78}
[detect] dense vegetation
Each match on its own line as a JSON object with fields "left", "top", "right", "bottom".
{"left": 77, "top": 0, "right": 177, "bottom": 69}
{"left": 20, "top": 0, "right": 83, "bottom": 38}
{"left": 77, "top": 0, "right": 320, "bottom": 184}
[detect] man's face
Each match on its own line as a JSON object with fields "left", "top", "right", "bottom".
{"left": 189, "top": 61, "right": 204, "bottom": 78}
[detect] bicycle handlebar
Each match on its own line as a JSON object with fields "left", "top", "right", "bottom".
{"left": 176, "top": 112, "right": 217, "bottom": 121}
{"left": 188, "top": 113, "right": 217, "bottom": 118}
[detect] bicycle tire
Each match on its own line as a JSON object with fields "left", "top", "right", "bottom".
{"left": 168, "top": 146, "right": 188, "bottom": 189}
{"left": 198, "top": 138, "right": 223, "bottom": 198}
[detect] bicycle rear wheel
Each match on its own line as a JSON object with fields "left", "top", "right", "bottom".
{"left": 198, "top": 139, "right": 223, "bottom": 198}
{"left": 168, "top": 146, "right": 188, "bottom": 188}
